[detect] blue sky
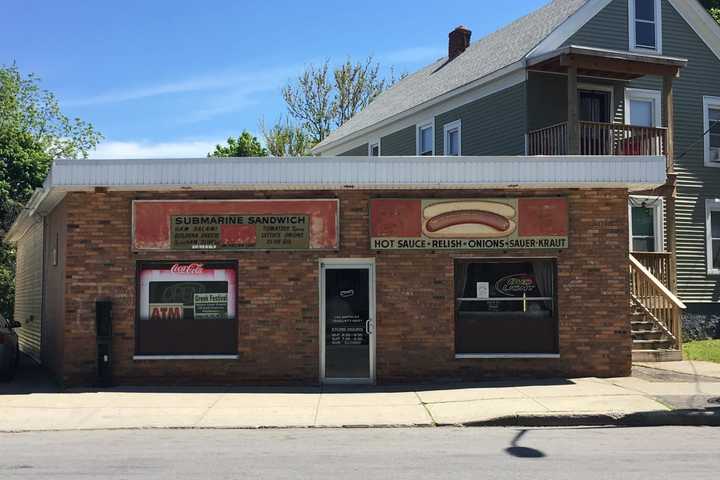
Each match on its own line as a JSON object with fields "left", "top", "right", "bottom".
{"left": 3, "top": 0, "right": 548, "bottom": 158}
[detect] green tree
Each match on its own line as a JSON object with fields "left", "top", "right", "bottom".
{"left": 208, "top": 131, "right": 267, "bottom": 157}
{"left": 259, "top": 117, "right": 313, "bottom": 157}
{"left": 700, "top": 0, "right": 720, "bottom": 22}
{"left": 281, "top": 56, "right": 403, "bottom": 144}
{"left": 0, "top": 63, "right": 102, "bottom": 320}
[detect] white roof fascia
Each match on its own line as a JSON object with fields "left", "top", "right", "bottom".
{"left": 668, "top": 0, "right": 720, "bottom": 62}
{"left": 5, "top": 155, "right": 666, "bottom": 242}
{"left": 48, "top": 155, "right": 664, "bottom": 191}
{"left": 528, "top": 0, "right": 720, "bottom": 63}
{"left": 526, "top": 0, "right": 614, "bottom": 58}
{"left": 311, "top": 60, "right": 526, "bottom": 155}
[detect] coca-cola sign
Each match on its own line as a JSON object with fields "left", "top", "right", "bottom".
{"left": 495, "top": 274, "right": 536, "bottom": 297}
{"left": 170, "top": 263, "right": 205, "bottom": 274}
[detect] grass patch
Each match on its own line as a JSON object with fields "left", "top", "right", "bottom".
{"left": 683, "top": 339, "right": 720, "bottom": 363}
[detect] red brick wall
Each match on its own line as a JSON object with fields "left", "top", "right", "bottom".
{"left": 59, "top": 188, "right": 630, "bottom": 386}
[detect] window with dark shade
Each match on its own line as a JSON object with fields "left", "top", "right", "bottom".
{"left": 135, "top": 261, "right": 238, "bottom": 356}
{"left": 712, "top": 212, "right": 720, "bottom": 270}
{"left": 710, "top": 108, "right": 720, "bottom": 163}
{"left": 369, "top": 142, "right": 380, "bottom": 157}
{"left": 631, "top": 0, "right": 659, "bottom": 51}
{"left": 454, "top": 259, "right": 558, "bottom": 355}
{"left": 631, "top": 206, "right": 656, "bottom": 252}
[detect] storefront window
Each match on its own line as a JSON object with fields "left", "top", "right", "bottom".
{"left": 454, "top": 259, "right": 558, "bottom": 355}
{"left": 136, "top": 261, "right": 237, "bottom": 356}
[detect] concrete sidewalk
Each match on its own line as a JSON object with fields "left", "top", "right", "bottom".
{"left": 634, "top": 360, "right": 720, "bottom": 379}
{"left": 1, "top": 362, "right": 719, "bottom": 431}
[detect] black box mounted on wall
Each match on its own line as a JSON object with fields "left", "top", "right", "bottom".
{"left": 95, "top": 300, "right": 112, "bottom": 387}
{"left": 96, "top": 300, "right": 112, "bottom": 339}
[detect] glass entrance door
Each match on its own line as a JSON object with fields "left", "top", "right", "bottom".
{"left": 320, "top": 261, "right": 375, "bottom": 383}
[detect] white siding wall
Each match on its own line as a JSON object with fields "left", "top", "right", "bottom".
{"left": 13, "top": 220, "right": 43, "bottom": 362}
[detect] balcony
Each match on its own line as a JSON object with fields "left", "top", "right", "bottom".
{"left": 527, "top": 121, "right": 667, "bottom": 156}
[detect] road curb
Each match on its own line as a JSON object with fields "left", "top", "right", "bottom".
{"left": 452, "top": 410, "right": 720, "bottom": 427}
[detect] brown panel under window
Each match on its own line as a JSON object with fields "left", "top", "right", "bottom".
{"left": 456, "top": 313, "right": 557, "bottom": 354}
{"left": 137, "top": 318, "right": 236, "bottom": 355}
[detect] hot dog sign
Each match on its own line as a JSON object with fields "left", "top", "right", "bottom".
{"left": 370, "top": 198, "right": 568, "bottom": 250}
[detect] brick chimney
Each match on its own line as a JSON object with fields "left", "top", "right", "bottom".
{"left": 448, "top": 25, "right": 471, "bottom": 61}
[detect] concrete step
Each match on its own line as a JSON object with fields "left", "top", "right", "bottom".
{"left": 631, "top": 320, "right": 655, "bottom": 331}
{"left": 632, "top": 339, "right": 675, "bottom": 350}
{"left": 631, "top": 330, "right": 666, "bottom": 341}
{"left": 632, "top": 349, "right": 683, "bottom": 362}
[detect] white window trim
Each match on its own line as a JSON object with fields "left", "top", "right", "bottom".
{"left": 629, "top": 195, "right": 665, "bottom": 253}
{"left": 703, "top": 96, "right": 720, "bottom": 168}
{"left": 624, "top": 88, "right": 662, "bottom": 127}
{"left": 368, "top": 138, "right": 381, "bottom": 157}
{"left": 416, "top": 120, "right": 435, "bottom": 156}
{"left": 443, "top": 120, "right": 462, "bottom": 156}
{"left": 456, "top": 353, "right": 561, "bottom": 359}
{"left": 133, "top": 355, "right": 240, "bottom": 360}
{"left": 706, "top": 199, "right": 720, "bottom": 275}
{"left": 629, "top": 0, "right": 663, "bottom": 54}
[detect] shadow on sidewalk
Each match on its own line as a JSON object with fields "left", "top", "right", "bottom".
{"left": 0, "top": 355, "right": 59, "bottom": 395}
{"left": 0, "top": 361, "right": 577, "bottom": 395}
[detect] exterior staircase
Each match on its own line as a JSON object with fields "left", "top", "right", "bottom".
{"left": 629, "top": 254, "right": 685, "bottom": 363}
{"left": 631, "top": 304, "right": 682, "bottom": 362}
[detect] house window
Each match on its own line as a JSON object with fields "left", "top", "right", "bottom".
{"left": 136, "top": 261, "right": 238, "bottom": 356}
{"left": 417, "top": 122, "right": 434, "bottom": 156}
{"left": 625, "top": 89, "right": 661, "bottom": 127}
{"left": 368, "top": 139, "right": 380, "bottom": 157}
{"left": 704, "top": 96, "right": 720, "bottom": 167}
{"left": 454, "top": 259, "right": 558, "bottom": 356}
{"left": 706, "top": 200, "right": 720, "bottom": 274}
{"left": 629, "top": 0, "right": 662, "bottom": 53}
{"left": 629, "top": 196, "right": 663, "bottom": 253}
{"left": 443, "top": 120, "right": 461, "bottom": 156}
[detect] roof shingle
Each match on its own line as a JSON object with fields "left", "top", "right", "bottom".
{"left": 314, "top": 0, "right": 589, "bottom": 152}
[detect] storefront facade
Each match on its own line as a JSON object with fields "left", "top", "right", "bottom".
{"left": 5, "top": 156, "right": 666, "bottom": 386}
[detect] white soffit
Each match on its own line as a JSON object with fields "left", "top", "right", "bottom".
{"left": 45, "top": 156, "right": 664, "bottom": 190}
{"left": 530, "top": 0, "right": 720, "bottom": 62}
{"left": 4, "top": 155, "right": 666, "bottom": 243}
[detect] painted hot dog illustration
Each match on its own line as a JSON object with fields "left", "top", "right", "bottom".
{"left": 422, "top": 201, "right": 516, "bottom": 238}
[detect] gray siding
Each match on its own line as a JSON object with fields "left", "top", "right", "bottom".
{"left": 381, "top": 125, "right": 416, "bottom": 156}
{"left": 13, "top": 220, "right": 43, "bottom": 362}
{"left": 338, "top": 143, "right": 368, "bottom": 156}
{"left": 527, "top": 72, "right": 624, "bottom": 131}
{"left": 565, "top": 0, "right": 629, "bottom": 50}
{"left": 435, "top": 82, "right": 527, "bottom": 156}
{"left": 569, "top": 0, "right": 720, "bottom": 303}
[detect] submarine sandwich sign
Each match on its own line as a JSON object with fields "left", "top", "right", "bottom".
{"left": 370, "top": 198, "right": 568, "bottom": 250}
{"left": 132, "top": 199, "right": 339, "bottom": 251}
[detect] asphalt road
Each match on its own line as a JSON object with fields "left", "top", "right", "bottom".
{"left": 0, "top": 426, "right": 718, "bottom": 479}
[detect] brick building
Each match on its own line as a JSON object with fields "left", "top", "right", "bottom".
{"left": 5, "top": 155, "right": 665, "bottom": 386}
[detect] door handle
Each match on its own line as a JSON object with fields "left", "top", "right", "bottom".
{"left": 366, "top": 319, "right": 374, "bottom": 335}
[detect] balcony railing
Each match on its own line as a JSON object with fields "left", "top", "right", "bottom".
{"left": 528, "top": 121, "right": 667, "bottom": 156}
{"left": 632, "top": 251, "right": 674, "bottom": 291}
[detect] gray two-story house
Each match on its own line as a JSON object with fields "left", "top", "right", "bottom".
{"left": 313, "top": 0, "right": 720, "bottom": 358}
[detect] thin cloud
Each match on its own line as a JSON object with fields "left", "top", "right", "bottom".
{"left": 378, "top": 46, "right": 445, "bottom": 64}
{"left": 178, "top": 90, "right": 265, "bottom": 125}
{"left": 89, "top": 139, "right": 226, "bottom": 159}
{"left": 63, "top": 65, "right": 300, "bottom": 107}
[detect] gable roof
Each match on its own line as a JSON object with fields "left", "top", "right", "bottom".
{"left": 313, "top": 0, "right": 590, "bottom": 153}
{"left": 313, "top": 0, "right": 720, "bottom": 154}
